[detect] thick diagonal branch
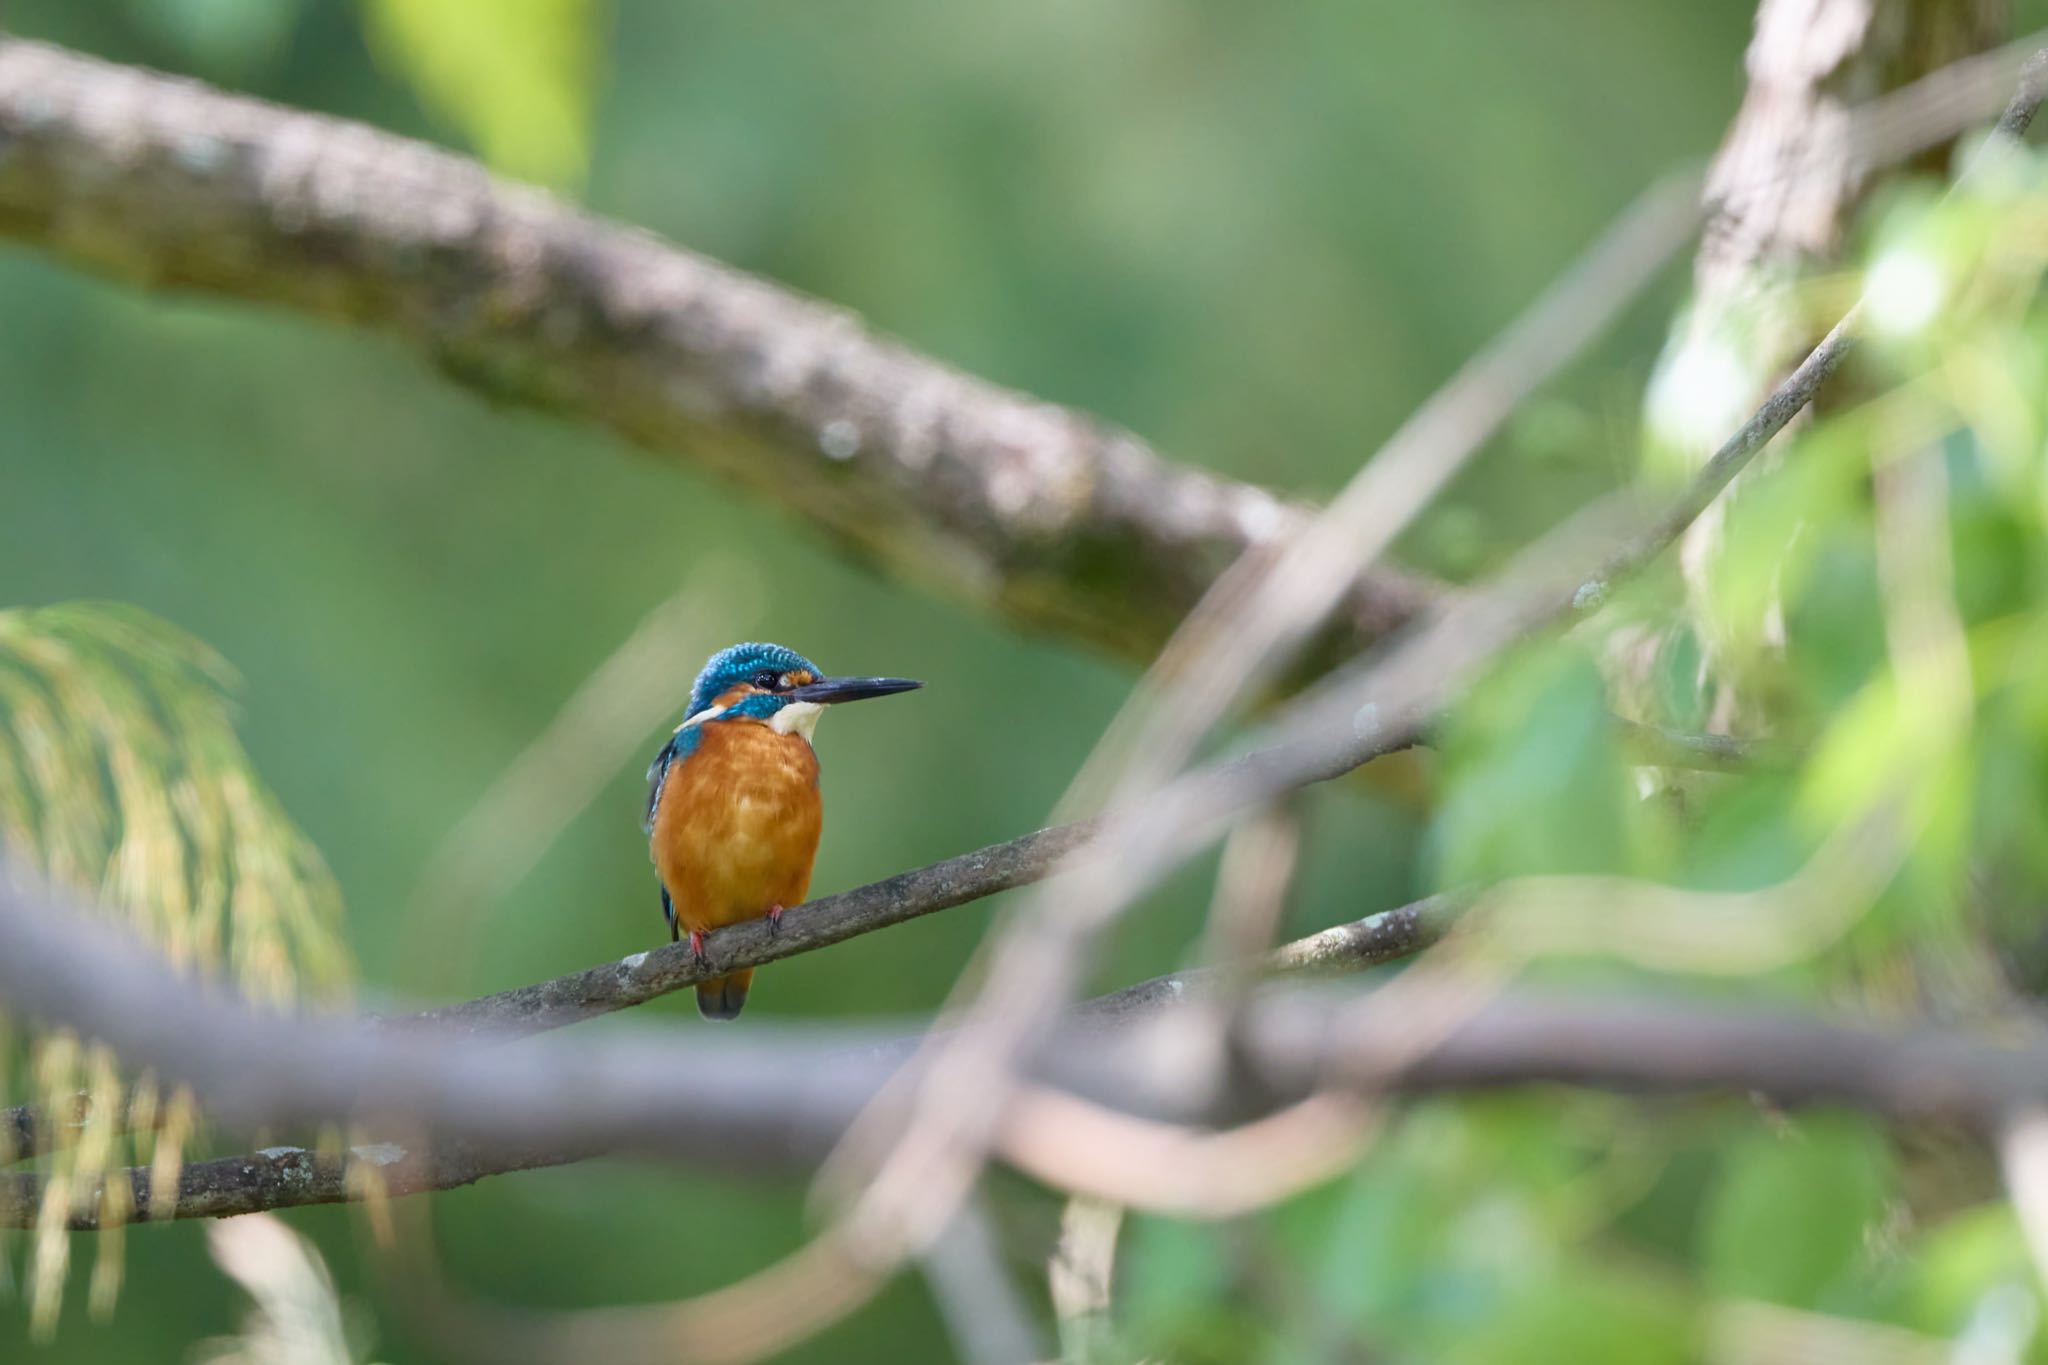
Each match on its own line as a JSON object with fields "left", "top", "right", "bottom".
{"left": 0, "top": 38, "right": 1438, "bottom": 667}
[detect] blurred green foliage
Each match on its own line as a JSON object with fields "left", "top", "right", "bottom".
{"left": 362, "top": 0, "right": 598, "bottom": 185}
{"left": 0, "top": 602, "right": 351, "bottom": 1337}
{"left": 20, "top": 2, "right": 2048, "bottom": 1364}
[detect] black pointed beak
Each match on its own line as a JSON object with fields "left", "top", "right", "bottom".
{"left": 784, "top": 675, "right": 923, "bottom": 705}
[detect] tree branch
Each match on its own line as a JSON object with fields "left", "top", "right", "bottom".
{"left": 0, "top": 1137, "right": 574, "bottom": 1230}
{"left": 4, "top": 865, "right": 2048, "bottom": 1231}
{"left": 0, "top": 37, "right": 1439, "bottom": 668}
{"left": 0, "top": 888, "right": 1461, "bottom": 1227}
{"left": 413, "top": 820, "right": 1099, "bottom": 1038}
{"left": 0, "top": 820, "right": 1099, "bottom": 1155}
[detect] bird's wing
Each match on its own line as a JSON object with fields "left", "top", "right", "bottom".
{"left": 642, "top": 725, "right": 705, "bottom": 834}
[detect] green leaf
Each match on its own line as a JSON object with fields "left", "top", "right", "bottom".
{"left": 1310, "top": 1140, "right": 1445, "bottom": 1330}
{"left": 0, "top": 601, "right": 354, "bottom": 1332}
{"left": 129, "top": 0, "right": 307, "bottom": 73}
{"left": 1699, "top": 1113, "right": 1893, "bottom": 1308}
{"left": 1781, "top": 531, "right": 1886, "bottom": 719}
{"left": 1800, "top": 674, "right": 1906, "bottom": 829}
{"left": 362, "top": 0, "right": 600, "bottom": 185}
{"left": 1900, "top": 1203, "right": 2037, "bottom": 1340}
{"left": 1450, "top": 1261, "right": 1695, "bottom": 1365}
{"left": 1677, "top": 775, "right": 1807, "bottom": 893}
{"left": 1118, "top": 1217, "right": 1258, "bottom": 1363}
{"left": 1707, "top": 423, "right": 1862, "bottom": 675}
{"left": 1432, "top": 643, "right": 1648, "bottom": 885}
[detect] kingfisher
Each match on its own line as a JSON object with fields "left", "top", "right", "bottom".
{"left": 644, "top": 642, "right": 921, "bottom": 1020}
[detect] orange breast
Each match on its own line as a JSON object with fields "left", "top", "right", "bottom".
{"left": 651, "top": 720, "right": 822, "bottom": 935}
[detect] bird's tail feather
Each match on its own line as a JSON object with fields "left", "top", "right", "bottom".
{"left": 696, "top": 970, "right": 752, "bottom": 1021}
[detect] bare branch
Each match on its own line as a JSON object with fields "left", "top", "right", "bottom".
{"left": 1078, "top": 891, "right": 1465, "bottom": 1027}
{"left": 0, "top": 1138, "right": 572, "bottom": 1231}
{"left": 413, "top": 819, "right": 1100, "bottom": 1038}
{"left": 7, "top": 866, "right": 2048, "bottom": 1238}
{"left": 0, "top": 887, "right": 1458, "bottom": 1227}
{"left": 1999, "top": 46, "right": 2048, "bottom": 137}
{"left": 408, "top": 788, "right": 1460, "bottom": 1042}
{"left": 0, "top": 37, "right": 1439, "bottom": 668}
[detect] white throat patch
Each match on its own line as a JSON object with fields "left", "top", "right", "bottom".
{"left": 770, "top": 700, "right": 823, "bottom": 740}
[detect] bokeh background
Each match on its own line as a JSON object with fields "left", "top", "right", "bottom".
{"left": 0, "top": 1, "right": 1902, "bottom": 1359}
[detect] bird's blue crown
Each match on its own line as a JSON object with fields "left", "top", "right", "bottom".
{"left": 686, "top": 641, "right": 821, "bottom": 720}
{"left": 644, "top": 642, "right": 823, "bottom": 832}
{"left": 648, "top": 640, "right": 919, "bottom": 835}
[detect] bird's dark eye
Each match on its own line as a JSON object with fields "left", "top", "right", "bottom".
{"left": 753, "top": 669, "right": 780, "bottom": 689}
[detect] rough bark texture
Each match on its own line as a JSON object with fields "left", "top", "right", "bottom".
{"left": 411, "top": 819, "right": 1102, "bottom": 1039}
{"left": 0, "top": 38, "right": 1438, "bottom": 670}
{"left": 0, "top": 1139, "right": 565, "bottom": 1229}
{"left": 1662, "top": 0, "right": 2009, "bottom": 729}
{"left": 1698, "top": 0, "right": 2009, "bottom": 304}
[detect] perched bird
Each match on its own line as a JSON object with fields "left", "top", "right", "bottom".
{"left": 644, "top": 642, "right": 921, "bottom": 1020}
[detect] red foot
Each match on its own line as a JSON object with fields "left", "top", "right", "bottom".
{"left": 767, "top": 904, "right": 786, "bottom": 936}
{"left": 687, "top": 929, "right": 709, "bottom": 965}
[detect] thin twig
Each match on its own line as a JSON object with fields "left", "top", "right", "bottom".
{"left": 1612, "top": 717, "right": 1787, "bottom": 771}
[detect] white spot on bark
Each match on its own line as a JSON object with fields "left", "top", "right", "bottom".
{"left": 349, "top": 1143, "right": 407, "bottom": 1166}
{"left": 1352, "top": 703, "right": 1380, "bottom": 742}
{"left": 1238, "top": 495, "right": 1289, "bottom": 543}
{"left": 988, "top": 464, "right": 1035, "bottom": 518}
{"left": 16, "top": 94, "right": 57, "bottom": 130}
{"left": 820, "top": 419, "right": 861, "bottom": 460}
{"left": 172, "top": 134, "right": 228, "bottom": 175}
